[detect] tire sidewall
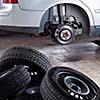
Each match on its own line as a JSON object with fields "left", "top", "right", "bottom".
{"left": 47, "top": 67, "right": 100, "bottom": 100}
{"left": 0, "top": 47, "right": 51, "bottom": 83}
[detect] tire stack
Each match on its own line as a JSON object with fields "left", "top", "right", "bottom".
{"left": 0, "top": 46, "right": 99, "bottom": 100}
{"left": 0, "top": 46, "right": 52, "bottom": 100}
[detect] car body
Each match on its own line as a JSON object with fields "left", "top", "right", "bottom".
{"left": 0, "top": 0, "right": 100, "bottom": 39}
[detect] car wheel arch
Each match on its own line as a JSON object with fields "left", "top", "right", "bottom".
{"left": 39, "top": 3, "right": 92, "bottom": 35}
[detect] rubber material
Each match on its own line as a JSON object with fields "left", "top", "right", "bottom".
{"left": 0, "top": 46, "right": 52, "bottom": 93}
{"left": 0, "top": 46, "right": 52, "bottom": 72}
{"left": 0, "top": 65, "right": 31, "bottom": 100}
{"left": 40, "top": 67, "right": 100, "bottom": 100}
{"left": 0, "top": 46, "right": 52, "bottom": 83}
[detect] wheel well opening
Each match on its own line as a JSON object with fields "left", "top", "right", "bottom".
{"left": 39, "top": 3, "right": 90, "bottom": 35}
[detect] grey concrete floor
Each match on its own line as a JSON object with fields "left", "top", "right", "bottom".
{"left": 0, "top": 32, "right": 100, "bottom": 87}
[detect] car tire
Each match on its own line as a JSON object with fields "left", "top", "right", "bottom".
{"left": 0, "top": 46, "right": 52, "bottom": 83}
{"left": 0, "top": 46, "right": 51, "bottom": 71}
{"left": 40, "top": 67, "right": 100, "bottom": 100}
{"left": 0, "top": 46, "right": 52, "bottom": 100}
{"left": 0, "top": 65, "right": 31, "bottom": 100}
{"left": 12, "top": 86, "right": 43, "bottom": 100}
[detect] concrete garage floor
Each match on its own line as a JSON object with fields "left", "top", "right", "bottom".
{"left": 0, "top": 32, "right": 100, "bottom": 87}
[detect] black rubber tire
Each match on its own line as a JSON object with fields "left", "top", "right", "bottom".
{"left": 12, "top": 95, "right": 43, "bottom": 100}
{"left": 0, "top": 46, "right": 52, "bottom": 83}
{"left": 0, "top": 65, "right": 31, "bottom": 100}
{"left": 40, "top": 67, "right": 100, "bottom": 100}
{"left": 0, "top": 46, "right": 52, "bottom": 100}
{"left": 0, "top": 46, "right": 51, "bottom": 71}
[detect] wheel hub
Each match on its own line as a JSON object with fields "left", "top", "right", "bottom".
{"left": 64, "top": 76, "right": 90, "bottom": 95}
{"left": 60, "top": 30, "right": 71, "bottom": 40}
{"left": 68, "top": 83, "right": 82, "bottom": 93}
{"left": 54, "top": 25, "right": 74, "bottom": 44}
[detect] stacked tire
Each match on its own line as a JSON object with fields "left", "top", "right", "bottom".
{"left": 0, "top": 46, "right": 52, "bottom": 100}
{"left": 0, "top": 65, "right": 31, "bottom": 100}
{"left": 0, "top": 46, "right": 99, "bottom": 100}
{"left": 40, "top": 67, "right": 100, "bottom": 100}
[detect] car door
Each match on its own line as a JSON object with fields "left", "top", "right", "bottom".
{"left": 18, "top": 0, "right": 52, "bottom": 11}
{"left": 0, "top": 0, "right": 3, "bottom": 7}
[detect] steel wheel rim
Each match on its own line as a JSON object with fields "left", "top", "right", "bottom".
{"left": 64, "top": 76, "right": 90, "bottom": 95}
{"left": 56, "top": 71, "right": 97, "bottom": 100}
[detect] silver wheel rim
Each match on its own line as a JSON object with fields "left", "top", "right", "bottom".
{"left": 56, "top": 72, "right": 93, "bottom": 100}
{"left": 64, "top": 76, "right": 90, "bottom": 95}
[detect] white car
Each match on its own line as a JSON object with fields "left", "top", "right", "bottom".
{"left": 0, "top": 0, "right": 100, "bottom": 44}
